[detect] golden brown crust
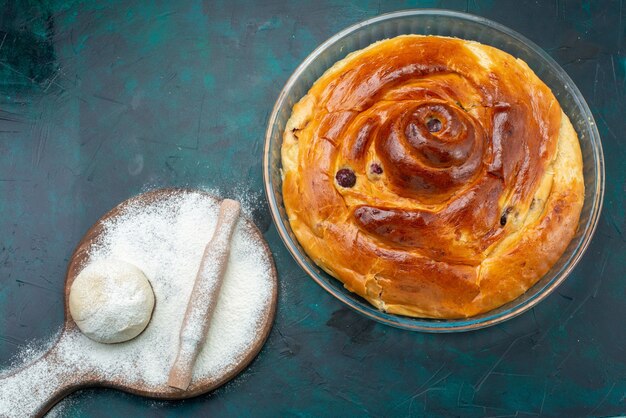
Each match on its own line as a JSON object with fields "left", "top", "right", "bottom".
{"left": 281, "top": 35, "right": 584, "bottom": 318}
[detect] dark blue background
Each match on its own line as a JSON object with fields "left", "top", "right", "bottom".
{"left": 0, "top": 1, "right": 624, "bottom": 416}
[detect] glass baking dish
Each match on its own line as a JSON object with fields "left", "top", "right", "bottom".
{"left": 263, "top": 9, "right": 605, "bottom": 332}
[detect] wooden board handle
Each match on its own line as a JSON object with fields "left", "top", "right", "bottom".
{"left": 168, "top": 199, "right": 241, "bottom": 390}
{"left": 0, "top": 345, "right": 85, "bottom": 417}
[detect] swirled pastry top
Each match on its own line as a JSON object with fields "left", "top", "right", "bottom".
{"left": 281, "top": 35, "right": 584, "bottom": 318}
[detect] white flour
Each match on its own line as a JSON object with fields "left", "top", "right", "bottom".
{"left": 0, "top": 190, "right": 274, "bottom": 417}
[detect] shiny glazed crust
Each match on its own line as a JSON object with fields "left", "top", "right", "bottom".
{"left": 281, "top": 35, "right": 584, "bottom": 319}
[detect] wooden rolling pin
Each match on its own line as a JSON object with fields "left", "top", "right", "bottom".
{"left": 168, "top": 198, "right": 241, "bottom": 390}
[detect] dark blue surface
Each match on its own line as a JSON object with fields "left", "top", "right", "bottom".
{"left": 0, "top": 1, "right": 624, "bottom": 416}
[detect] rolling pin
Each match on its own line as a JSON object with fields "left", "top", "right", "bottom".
{"left": 168, "top": 198, "right": 241, "bottom": 390}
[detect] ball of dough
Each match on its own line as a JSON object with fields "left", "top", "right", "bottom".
{"left": 69, "top": 259, "right": 155, "bottom": 344}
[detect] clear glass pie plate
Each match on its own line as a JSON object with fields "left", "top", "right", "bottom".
{"left": 263, "top": 9, "right": 605, "bottom": 332}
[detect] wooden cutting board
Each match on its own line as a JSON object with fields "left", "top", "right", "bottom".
{"left": 0, "top": 188, "right": 278, "bottom": 417}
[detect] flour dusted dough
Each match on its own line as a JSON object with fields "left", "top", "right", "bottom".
{"left": 69, "top": 259, "right": 155, "bottom": 344}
